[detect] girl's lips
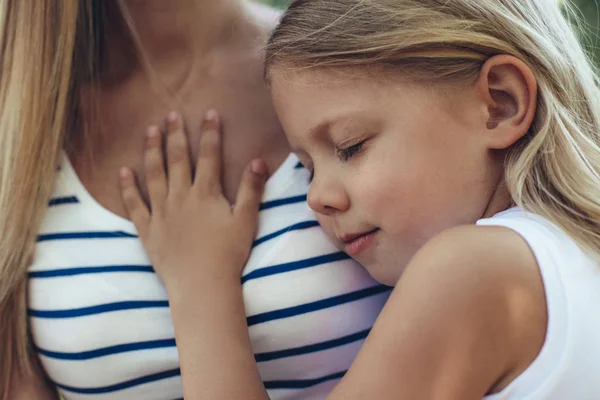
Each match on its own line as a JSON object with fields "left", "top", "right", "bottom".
{"left": 342, "top": 228, "right": 379, "bottom": 257}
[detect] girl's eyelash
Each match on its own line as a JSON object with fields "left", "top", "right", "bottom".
{"left": 304, "top": 139, "right": 366, "bottom": 183}
{"left": 337, "top": 141, "right": 365, "bottom": 162}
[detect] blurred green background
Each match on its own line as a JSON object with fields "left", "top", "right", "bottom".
{"left": 259, "top": 0, "right": 291, "bottom": 9}
{"left": 569, "top": 0, "right": 600, "bottom": 64}
{"left": 258, "top": 0, "right": 599, "bottom": 65}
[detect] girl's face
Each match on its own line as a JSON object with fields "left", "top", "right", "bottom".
{"left": 271, "top": 69, "right": 508, "bottom": 285}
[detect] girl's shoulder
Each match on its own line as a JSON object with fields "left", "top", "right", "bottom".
{"left": 331, "top": 221, "right": 548, "bottom": 398}
{"left": 402, "top": 208, "right": 563, "bottom": 353}
{"left": 414, "top": 206, "right": 589, "bottom": 298}
{"left": 393, "top": 215, "right": 550, "bottom": 393}
{"left": 382, "top": 207, "right": 598, "bottom": 397}
{"left": 405, "top": 209, "right": 550, "bottom": 304}
{"left": 404, "top": 220, "right": 548, "bottom": 348}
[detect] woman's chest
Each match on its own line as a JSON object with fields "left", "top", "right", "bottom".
{"left": 30, "top": 192, "right": 390, "bottom": 399}
{"left": 71, "top": 70, "right": 288, "bottom": 218}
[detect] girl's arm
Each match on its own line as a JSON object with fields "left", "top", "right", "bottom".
{"left": 166, "top": 272, "right": 266, "bottom": 400}
{"left": 119, "top": 110, "right": 269, "bottom": 400}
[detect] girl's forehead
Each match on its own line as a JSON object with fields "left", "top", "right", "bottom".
{"left": 271, "top": 68, "right": 453, "bottom": 121}
{"left": 270, "top": 66, "right": 387, "bottom": 90}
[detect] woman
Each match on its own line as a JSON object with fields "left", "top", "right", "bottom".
{"left": 0, "top": 1, "right": 388, "bottom": 399}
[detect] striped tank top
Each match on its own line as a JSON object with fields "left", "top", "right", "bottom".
{"left": 29, "top": 152, "right": 390, "bottom": 400}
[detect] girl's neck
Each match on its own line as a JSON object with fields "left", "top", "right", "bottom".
{"left": 482, "top": 177, "right": 513, "bottom": 219}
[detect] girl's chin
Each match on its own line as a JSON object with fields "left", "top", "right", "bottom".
{"left": 362, "top": 260, "right": 401, "bottom": 287}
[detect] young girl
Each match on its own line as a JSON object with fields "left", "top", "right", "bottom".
{"left": 120, "top": 0, "right": 600, "bottom": 398}
{"left": 1, "top": 1, "right": 387, "bottom": 399}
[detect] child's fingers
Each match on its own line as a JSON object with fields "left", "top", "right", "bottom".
{"left": 144, "top": 126, "right": 167, "bottom": 212}
{"left": 194, "top": 109, "right": 223, "bottom": 195}
{"left": 234, "top": 159, "right": 267, "bottom": 232}
{"left": 119, "top": 167, "right": 150, "bottom": 238}
{"left": 165, "top": 111, "right": 192, "bottom": 198}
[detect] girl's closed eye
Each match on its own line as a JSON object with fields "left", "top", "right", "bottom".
{"left": 336, "top": 140, "right": 365, "bottom": 162}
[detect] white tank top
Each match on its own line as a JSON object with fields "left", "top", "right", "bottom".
{"left": 478, "top": 208, "right": 600, "bottom": 399}
{"left": 29, "top": 152, "right": 389, "bottom": 400}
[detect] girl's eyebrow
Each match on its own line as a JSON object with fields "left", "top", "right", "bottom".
{"left": 288, "top": 118, "right": 337, "bottom": 153}
{"left": 293, "top": 114, "right": 372, "bottom": 152}
{"left": 308, "top": 118, "right": 336, "bottom": 138}
{"left": 307, "top": 116, "right": 357, "bottom": 139}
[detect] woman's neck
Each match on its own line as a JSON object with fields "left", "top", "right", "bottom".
{"left": 103, "top": 0, "right": 245, "bottom": 86}
{"left": 72, "top": 0, "right": 289, "bottom": 210}
{"left": 127, "top": 0, "right": 242, "bottom": 58}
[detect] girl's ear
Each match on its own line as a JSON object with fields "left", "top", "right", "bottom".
{"left": 474, "top": 54, "right": 538, "bottom": 150}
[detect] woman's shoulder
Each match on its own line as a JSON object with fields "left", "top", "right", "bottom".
{"left": 246, "top": 2, "right": 282, "bottom": 28}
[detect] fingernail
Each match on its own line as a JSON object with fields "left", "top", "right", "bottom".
{"left": 120, "top": 167, "right": 130, "bottom": 180}
{"left": 251, "top": 159, "right": 267, "bottom": 176}
{"left": 147, "top": 126, "right": 159, "bottom": 138}
{"left": 167, "top": 111, "right": 179, "bottom": 122}
{"left": 205, "top": 109, "right": 218, "bottom": 121}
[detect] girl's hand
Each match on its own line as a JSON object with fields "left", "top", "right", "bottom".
{"left": 119, "top": 110, "right": 270, "bottom": 400}
{"left": 119, "top": 110, "right": 268, "bottom": 293}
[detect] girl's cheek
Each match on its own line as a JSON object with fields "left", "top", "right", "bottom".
{"left": 316, "top": 213, "right": 344, "bottom": 251}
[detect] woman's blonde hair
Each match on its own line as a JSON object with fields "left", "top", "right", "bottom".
{"left": 0, "top": 1, "right": 130, "bottom": 397}
{"left": 265, "top": 0, "right": 600, "bottom": 257}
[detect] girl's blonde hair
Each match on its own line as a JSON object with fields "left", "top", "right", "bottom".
{"left": 0, "top": 1, "right": 129, "bottom": 397}
{"left": 265, "top": 0, "right": 600, "bottom": 258}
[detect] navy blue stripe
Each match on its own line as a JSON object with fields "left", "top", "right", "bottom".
{"left": 28, "top": 300, "right": 169, "bottom": 319}
{"left": 28, "top": 265, "right": 154, "bottom": 278}
{"left": 36, "top": 338, "right": 176, "bottom": 361}
{"left": 255, "top": 329, "right": 370, "bottom": 362}
{"left": 48, "top": 196, "right": 79, "bottom": 206}
{"left": 247, "top": 285, "right": 390, "bottom": 326}
{"left": 39, "top": 330, "right": 370, "bottom": 363}
{"left": 264, "top": 370, "right": 346, "bottom": 390}
{"left": 55, "top": 368, "right": 181, "bottom": 394}
{"left": 259, "top": 195, "right": 307, "bottom": 211}
{"left": 252, "top": 221, "right": 319, "bottom": 248}
{"left": 294, "top": 161, "right": 304, "bottom": 169}
{"left": 37, "top": 231, "right": 138, "bottom": 242}
{"left": 242, "top": 252, "right": 350, "bottom": 284}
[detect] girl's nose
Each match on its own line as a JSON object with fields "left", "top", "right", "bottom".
{"left": 307, "top": 171, "right": 350, "bottom": 216}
